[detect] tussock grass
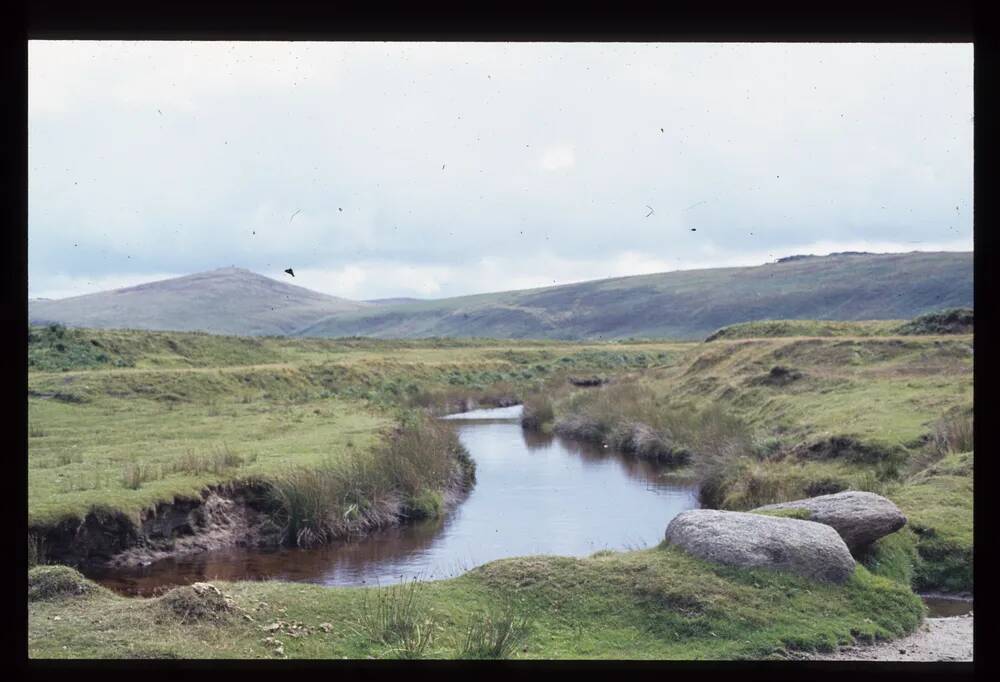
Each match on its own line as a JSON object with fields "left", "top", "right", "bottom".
{"left": 458, "top": 598, "right": 531, "bottom": 659}
{"left": 170, "top": 445, "right": 248, "bottom": 476}
{"left": 520, "top": 393, "right": 554, "bottom": 430}
{"left": 156, "top": 583, "right": 236, "bottom": 624}
{"left": 28, "top": 565, "right": 97, "bottom": 601}
{"left": 121, "top": 462, "right": 163, "bottom": 490}
{"left": 895, "top": 307, "right": 973, "bottom": 335}
{"left": 268, "top": 416, "right": 472, "bottom": 547}
{"left": 355, "top": 579, "right": 438, "bottom": 658}
{"left": 932, "top": 411, "right": 973, "bottom": 456}
{"left": 552, "top": 382, "right": 692, "bottom": 464}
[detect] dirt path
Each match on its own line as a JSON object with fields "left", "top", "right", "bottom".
{"left": 800, "top": 614, "right": 973, "bottom": 662}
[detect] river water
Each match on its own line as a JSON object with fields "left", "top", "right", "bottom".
{"left": 91, "top": 405, "right": 701, "bottom": 595}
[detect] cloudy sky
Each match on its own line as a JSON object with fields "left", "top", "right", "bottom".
{"left": 29, "top": 41, "right": 973, "bottom": 301}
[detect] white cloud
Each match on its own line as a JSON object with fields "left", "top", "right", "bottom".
{"left": 539, "top": 145, "right": 576, "bottom": 171}
{"left": 28, "top": 42, "right": 973, "bottom": 301}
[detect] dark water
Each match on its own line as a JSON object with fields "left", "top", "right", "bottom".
{"left": 922, "top": 595, "right": 973, "bottom": 618}
{"left": 90, "top": 405, "right": 700, "bottom": 596}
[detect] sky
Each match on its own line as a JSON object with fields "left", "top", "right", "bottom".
{"left": 28, "top": 41, "right": 973, "bottom": 301}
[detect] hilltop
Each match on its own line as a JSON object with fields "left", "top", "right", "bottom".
{"left": 28, "top": 267, "right": 369, "bottom": 337}
{"left": 29, "top": 251, "right": 972, "bottom": 340}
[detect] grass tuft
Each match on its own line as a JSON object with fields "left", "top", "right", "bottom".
{"left": 28, "top": 565, "right": 96, "bottom": 601}
{"left": 156, "top": 582, "right": 236, "bottom": 624}
{"left": 355, "top": 579, "right": 438, "bottom": 658}
{"left": 458, "top": 599, "right": 531, "bottom": 659}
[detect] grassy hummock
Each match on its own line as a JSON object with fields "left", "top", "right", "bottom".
{"left": 28, "top": 544, "right": 923, "bottom": 660}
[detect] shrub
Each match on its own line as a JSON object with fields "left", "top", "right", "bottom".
{"left": 458, "top": 600, "right": 531, "bottom": 659}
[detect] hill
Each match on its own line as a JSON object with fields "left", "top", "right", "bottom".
{"left": 29, "top": 252, "right": 972, "bottom": 340}
{"left": 298, "top": 251, "right": 972, "bottom": 340}
{"left": 28, "top": 267, "right": 369, "bottom": 336}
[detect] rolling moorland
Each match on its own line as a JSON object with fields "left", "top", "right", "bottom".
{"left": 26, "top": 309, "right": 972, "bottom": 659}
{"left": 29, "top": 251, "right": 972, "bottom": 340}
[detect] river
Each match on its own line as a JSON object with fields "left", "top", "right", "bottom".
{"left": 91, "top": 404, "right": 701, "bottom": 595}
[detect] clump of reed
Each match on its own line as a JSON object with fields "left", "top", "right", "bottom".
{"left": 932, "top": 411, "right": 973, "bottom": 456}
{"left": 355, "top": 579, "right": 438, "bottom": 658}
{"left": 169, "top": 444, "right": 246, "bottom": 476}
{"left": 551, "top": 382, "right": 691, "bottom": 464}
{"left": 268, "top": 415, "right": 473, "bottom": 547}
{"left": 520, "top": 393, "right": 554, "bottom": 430}
{"left": 458, "top": 598, "right": 531, "bottom": 659}
{"left": 121, "top": 462, "right": 164, "bottom": 490}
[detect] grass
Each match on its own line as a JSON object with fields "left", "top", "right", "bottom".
{"left": 896, "top": 308, "right": 973, "bottom": 335}
{"left": 28, "top": 329, "right": 685, "bottom": 532}
{"left": 26, "top": 322, "right": 972, "bottom": 656}
{"left": 459, "top": 598, "right": 532, "bottom": 659}
{"left": 890, "top": 451, "right": 973, "bottom": 592}
{"left": 28, "top": 543, "right": 923, "bottom": 660}
{"left": 705, "top": 319, "right": 904, "bottom": 342}
{"left": 266, "top": 416, "right": 472, "bottom": 547}
{"left": 28, "top": 565, "right": 101, "bottom": 602}
{"left": 354, "top": 579, "right": 439, "bottom": 658}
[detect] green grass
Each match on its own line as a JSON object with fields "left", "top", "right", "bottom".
{"left": 705, "top": 319, "right": 904, "bottom": 342}
{"left": 28, "top": 544, "right": 923, "bottom": 660}
{"left": 896, "top": 308, "right": 973, "bottom": 335}
{"left": 890, "top": 452, "right": 973, "bottom": 592}
{"left": 28, "top": 329, "right": 687, "bottom": 529}
{"left": 26, "top": 323, "right": 971, "bottom": 657}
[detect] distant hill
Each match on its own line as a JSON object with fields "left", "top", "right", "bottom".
{"left": 297, "top": 251, "right": 973, "bottom": 340}
{"left": 363, "top": 297, "right": 425, "bottom": 306}
{"left": 28, "top": 267, "right": 369, "bottom": 336}
{"left": 29, "top": 252, "right": 972, "bottom": 340}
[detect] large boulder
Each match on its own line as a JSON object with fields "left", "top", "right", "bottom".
{"left": 664, "top": 509, "right": 856, "bottom": 583}
{"left": 753, "top": 491, "right": 907, "bottom": 551}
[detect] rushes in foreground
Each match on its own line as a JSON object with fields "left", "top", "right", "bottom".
{"left": 458, "top": 600, "right": 531, "bottom": 659}
{"left": 355, "top": 579, "right": 439, "bottom": 658}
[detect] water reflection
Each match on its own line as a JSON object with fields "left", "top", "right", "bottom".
{"left": 91, "top": 405, "right": 700, "bottom": 596}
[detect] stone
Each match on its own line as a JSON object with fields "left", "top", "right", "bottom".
{"left": 753, "top": 491, "right": 907, "bottom": 551}
{"left": 664, "top": 509, "right": 856, "bottom": 583}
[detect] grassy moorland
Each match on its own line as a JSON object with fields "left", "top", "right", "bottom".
{"left": 522, "top": 324, "right": 973, "bottom": 592}
{"left": 27, "top": 318, "right": 971, "bottom": 659}
{"left": 28, "top": 324, "right": 685, "bottom": 530}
